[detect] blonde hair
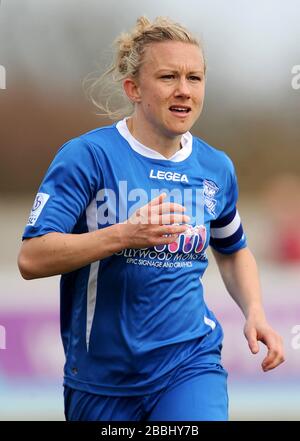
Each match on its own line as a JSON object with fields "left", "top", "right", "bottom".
{"left": 84, "top": 16, "right": 205, "bottom": 120}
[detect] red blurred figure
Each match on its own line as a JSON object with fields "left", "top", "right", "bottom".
{"left": 263, "top": 173, "right": 300, "bottom": 263}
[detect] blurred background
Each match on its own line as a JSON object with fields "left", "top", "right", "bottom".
{"left": 0, "top": 0, "right": 300, "bottom": 420}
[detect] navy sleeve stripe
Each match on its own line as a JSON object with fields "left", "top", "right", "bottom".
{"left": 210, "top": 224, "right": 244, "bottom": 248}
{"left": 211, "top": 210, "right": 241, "bottom": 239}
{"left": 210, "top": 207, "right": 236, "bottom": 228}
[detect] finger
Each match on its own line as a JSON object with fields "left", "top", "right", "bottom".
{"left": 262, "top": 349, "right": 285, "bottom": 371}
{"left": 245, "top": 328, "right": 259, "bottom": 354}
{"left": 262, "top": 348, "right": 276, "bottom": 370}
{"left": 152, "top": 202, "right": 187, "bottom": 215}
{"left": 262, "top": 355, "right": 285, "bottom": 371}
{"left": 152, "top": 232, "right": 186, "bottom": 247}
{"left": 159, "top": 224, "right": 189, "bottom": 235}
{"left": 148, "top": 192, "right": 167, "bottom": 206}
{"left": 159, "top": 214, "right": 190, "bottom": 225}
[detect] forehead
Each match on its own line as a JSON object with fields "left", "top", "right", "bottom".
{"left": 141, "top": 41, "right": 204, "bottom": 72}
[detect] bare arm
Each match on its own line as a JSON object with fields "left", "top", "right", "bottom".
{"left": 18, "top": 226, "right": 124, "bottom": 279}
{"left": 212, "top": 247, "right": 285, "bottom": 371}
{"left": 18, "top": 193, "right": 189, "bottom": 279}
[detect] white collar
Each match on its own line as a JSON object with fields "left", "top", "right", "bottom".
{"left": 116, "top": 118, "right": 192, "bottom": 162}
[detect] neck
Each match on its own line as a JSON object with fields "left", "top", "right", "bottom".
{"left": 126, "top": 117, "right": 182, "bottom": 159}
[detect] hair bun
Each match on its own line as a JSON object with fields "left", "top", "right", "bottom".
{"left": 135, "top": 16, "right": 151, "bottom": 32}
{"left": 117, "top": 33, "right": 132, "bottom": 53}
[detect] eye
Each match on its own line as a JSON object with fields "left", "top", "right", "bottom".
{"left": 160, "top": 74, "right": 175, "bottom": 80}
{"left": 188, "top": 75, "right": 202, "bottom": 82}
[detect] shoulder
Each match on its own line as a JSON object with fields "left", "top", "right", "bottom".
{"left": 80, "top": 122, "right": 117, "bottom": 140}
{"left": 55, "top": 122, "right": 122, "bottom": 161}
{"left": 78, "top": 122, "right": 123, "bottom": 153}
{"left": 192, "top": 135, "right": 235, "bottom": 174}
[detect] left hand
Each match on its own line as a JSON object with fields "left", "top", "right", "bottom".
{"left": 244, "top": 317, "right": 285, "bottom": 372}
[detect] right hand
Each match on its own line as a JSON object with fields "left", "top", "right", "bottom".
{"left": 121, "top": 192, "right": 190, "bottom": 249}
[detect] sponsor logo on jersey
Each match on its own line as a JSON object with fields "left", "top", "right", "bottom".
{"left": 149, "top": 169, "right": 189, "bottom": 183}
{"left": 27, "top": 192, "right": 50, "bottom": 226}
{"left": 116, "top": 224, "right": 207, "bottom": 265}
{"left": 203, "top": 179, "right": 219, "bottom": 215}
{"left": 155, "top": 224, "right": 206, "bottom": 254}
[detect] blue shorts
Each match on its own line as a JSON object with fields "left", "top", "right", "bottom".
{"left": 64, "top": 362, "right": 228, "bottom": 421}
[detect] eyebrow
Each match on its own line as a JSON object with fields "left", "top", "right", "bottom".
{"left": 156, "top": 69, "right": 205, "bottom": 75}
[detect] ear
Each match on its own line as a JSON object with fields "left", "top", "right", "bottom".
{"left": 123, "top": 78, "right": 142, "bottom": 103}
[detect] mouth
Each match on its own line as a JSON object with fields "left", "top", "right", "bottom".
{"left": 169, "top": 105, "right": 191, "bottom": 115}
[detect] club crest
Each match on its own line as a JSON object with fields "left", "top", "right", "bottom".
{"left": 203, "top": 179, "right": 219, "bottom": 215}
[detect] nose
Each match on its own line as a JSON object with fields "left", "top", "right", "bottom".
{"left": 174, "top": 77, "right": 191, "bottom": 98}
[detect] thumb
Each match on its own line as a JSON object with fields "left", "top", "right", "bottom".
{"left": 245, "top": 328, "right": 260, "bottom": 354}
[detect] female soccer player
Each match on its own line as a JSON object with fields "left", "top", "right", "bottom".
{"left": 18, "top": 16, "right": 284, "bottom": 421}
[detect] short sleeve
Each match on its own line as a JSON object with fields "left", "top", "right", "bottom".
{"left": 209, "top": 158, "right": 247, "bottom": 254}
{"left": 22, "top": 137, "right": 101, "bottom": 239}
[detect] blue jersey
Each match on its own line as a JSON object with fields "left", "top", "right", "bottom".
{"left": 23, "top": 119, "right": 246, "bottom": 396}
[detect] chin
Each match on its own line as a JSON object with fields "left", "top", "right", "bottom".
{"left": 160, "top": 117, "right": 194, "bottom": 138}
{"left": 169, "top": 122, "right": 193, "bottom": 135}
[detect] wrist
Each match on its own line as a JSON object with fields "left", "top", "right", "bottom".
{"left": 92, "top": 224, "right": 127, "bottom": 257}
{"left": 245, "top": 304, "right": 266, "bottom": 321}
{"left": 115, "top": 222, "right": 130, "bottom": 250}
